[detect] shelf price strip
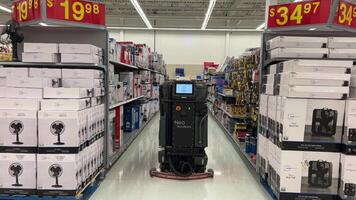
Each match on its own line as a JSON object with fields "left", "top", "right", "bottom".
{"left": 268, "top": 0, "right": 332, "bottom": 28}
{"left": 334, "top": 0, "right": 356, "bottom": 28}
{"left": 12, "top": 0, "right": 105, "bottom": 26}
{"left": 12, "top": 0, "right": 42, "bottom": 22}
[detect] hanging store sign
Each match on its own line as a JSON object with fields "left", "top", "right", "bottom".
{"left": 267, "top": 0, "right": 332, "bottom": 29}
{"left": 334, "top": 0, "right": 356, "bottom": 29}
{"left": 12, "top": 0, "right": 42, "bottom": 22}
{"left": 46, "top": 0, "right": 106, "bottom": 26}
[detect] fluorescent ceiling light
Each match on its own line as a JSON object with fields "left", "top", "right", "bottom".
{"left": 0, "top": 5, "right": 12, "bottom": 13}
{"left": 309, "top": 28, "right": 317, "bottom": 31}
{"left": 107, "top": 26, "right": 261, "bottom": 32}
{"left": 130, "top": 0, "right": 152, "bottom": 29}
{"left": 201, "top": 0, "right": 216, "bottom": 30}
{"left": 39, "top": 23, "right": 48, "bottom": 26}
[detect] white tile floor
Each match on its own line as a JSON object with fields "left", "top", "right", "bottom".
{"left": 90, "top": 114, "right": 271, "bottom": 200}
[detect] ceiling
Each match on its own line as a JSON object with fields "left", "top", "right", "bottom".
{"left": 0, "top": 0, "right": 267, "bottom": 29}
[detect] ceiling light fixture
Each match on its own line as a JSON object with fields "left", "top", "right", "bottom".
{"left": 130, "top": 0, "right": 153, "bottom": 29}
{"left": 0, "top": 5, "right": 12, "bottom": 13}
{"left": 201, "top": 0, "right": 216, "bottom": 30}
{"left": 39, "top": 23, "right": 48, "bottom": 27}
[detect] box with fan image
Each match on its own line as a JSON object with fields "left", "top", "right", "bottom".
{"left": 257, "top": 133, "right": 269, "bottom": 180}
{"left": 268, "top": 145, "right": 341, "bottom": 200}
{"left": 0, "top": 110, "right": 37, "bottom": 153}
{"left": 259, "top": 94, "right": 269, "bottom": 137}
{"left": 37, "top": 153, "right": 81, "bottom": 196}
{"left": 275, "top": 97, "right": 345, "bottom": 151}
{"left": 0, "top": 153, "right": 36, "bottom": 195}
{"left": 338, "top": 154, "right": 356, "bottom": 200}
{"left": 38, "top": 110, "right": 86, "bottom": 153}
{"left": 342, "top": 100, "right": 356, "bottom": 154}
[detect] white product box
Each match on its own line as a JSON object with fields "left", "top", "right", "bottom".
{"left": 61, "top": 54, "right": 102, "bottom": 64}
{"left": 62, "top": 78, "right": 104, "bottom": 88}
{"left": 22, "top": 53, "right": 60, "bottom": 63}
{"left": 0, "top": 110, "right": 37, "bottom": 151}
{"left": 265, "top": 74, "right": 275, "bottom": 85}
{"left": 6, "top": 77, "right": 60, "bottom": 88}
{"left": 264, "top": 84, "right": 274, "bottom": 95}
{"left": 268, "top": 95, "right": 277, "bottom": 138}
{"left": 120, "top": 72, "right": 134, "bottom": 99}
{"left": 273, "top": 150, "right": 340, "bottom": 200}
{"left": 278, "top": 97, "right": 345, "bottom": 149}
{"left": 24, "top": 43, "right": 58, "bottom": 53}
{"left": 29, "top": 68, "right": 61, "bottom": 78}
{"left": 343, "top": 100, "right": 356, "bottom": 153}
{"left": 41, "top": 99, "right": 91, "bottom": 111}
{"left": 91, "top": 97, "right": 102, "bottom": 107}
{"left": 352, "top": 76, "right": 356, "bottom": 87}
{"left": 0, "top": 153, "right": 36, "bottom": 194}
{"left": 339, "top": 154, "right": 356, "bottom": 199}
{"left": 259, "top": 95, "right": 269, "bottom": 131}
{"left": 268, "top": 64, "right": 277, "bottom": 75}
{"left": 257, "top": 133, "right": 269, "bottom": 179}
{"left": 0, "top": 87, "right": 6, "bottom": 98}
{"left": 329, "top": 37, "right": 356, "bottom": 49}
{"left": 329, "top": 49, "right": 356, "bottom": 59}
{"left": 0, "top": 67, "right": 28, "bottom": 77}
{"left": 278, "top": 85, "right": 349, "bottom": 99}
{"left": 0, "top": 99, "right": 39, "bottom": 110}
{"left": 38, "top": 110, "right": 84, "bottom": 149}
{"left": 277, "top": 59, "right": 353, "bottom": 74}
{"left": 276, "top": 72, "right": 351, "bottom": 87}
{"left": 0, "top": 78, "right": 5, "bottom": 86}
{"left": 94, "top": 88, "right": 105, "bottom": 97}
{"left": 59, "top": 44, "right": 103, "bottom": 56}
{"left": 267, "top": 36, "right": 328, "bottom": 50}
{"left": 269, "top": 48, "right": 328, "bottom": 59}
{"left": 6, "top": 88, "right": 43, "bottom": 99}
{"left": 37, "top": 154, "right": 81, "bottom": 195}
{"left": 43, "top": 88, "right": 93, "bottom": 99}
{"left": 62, "top": 69, "right": 103, "bottom": 79}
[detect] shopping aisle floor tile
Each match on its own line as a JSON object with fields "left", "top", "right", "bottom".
{"left": 90, "top": 114, "right": 271, "bottom": 200}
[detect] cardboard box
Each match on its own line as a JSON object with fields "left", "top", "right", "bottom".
{"left": 62, "top": 69, "right": 103, "bottom": 79}
{"left": 37, "top": 154, "right": 81, "bottom": 196}
{"left": 271, "top": 148, "right": 340, "bottom": 200}
{"left": 38, "top": 110, "right": 84, "bottom": 150}
{"left": 328, "top": 37, "right": 356, "bottom": 49}
{"left": 0, "top": 77, "right": 5, "bottom": 86}
{"left": 41, "top": 99, "right": 91, "bottom": 111}
{"left": 339, "top": 154, "right": 356, "bottom": 199}
{"left": 0, "top": 98, "right": 39, "bottom": 110}
{"left": 329, "top": 49, "right": 356, "bottom": 59}
{"left": 277, "top": 97, "right": 345, "bottom": 150}
{"left": 59, "top": 44, "right": 103, "bottom": 56}
{"left": 29, "top": 68, "right": 61, "bottom": 78}
{"left": 22, "top": 53, "right": 60, "bottom": 63}
{"left": 268, "top": 96, "right": 277, "bottom": 140}
{"left": 267, "top": 64, "right": 277, "bottom": 75}
{"left": 0, "top": 153, "right": 36, "bottom": 195}
{"left": 91, "top": 97, "right": 102, "bottom": 107}
{"left": 265, "top": 74, "right": 275, "bottom": 85}
{"left": 277, "top": 85, "right": 349, "bottom": 99}
{"left": 269, "top": 48, "right": 328, "bottom": 59}
{"left": 0, "top": 110, "right": 37, "bottom": 153}
{"left": 62, "top": 78, "right": 104, "bottom": 88}
{"left": 94, "top": 88, "right": 105, "bottom": 97}
{"left": 61, "top": 54, "right": 102, "bottom": 64}
{"left": 120, "top": 72, "right": 134, "bottom": 99}
{"left": 259, "top": 94, "right": 269, "bottom": 137}
{"left": 267, "top": 36, "right": 327, "bottom": 50}
{"left": 6, "top": 88, "right": 43, "bottom": 99}
{"left": 43, "top": 88, "right": 93, "bottom": 99}
{"left": 124, "top": 105, "right": 135, "bottom": 132}
{"left": 277, "top": 59, "right": 353, "bottom": 74}
{"left": 0, "top": 67, "right": 28, "bottom": 77}
{"left": 343, "top": 100, "right": 356, "bottom": 154}
{"left": 24, "top": 43, "right": 58, "bottom": 53}
{"left": 6, "top": 77, "right": 60, "bottom": 88}
{"left": 257, "top": 133, "right": 269, "bottom": 180}
{"left": 276, "top": 73, "right": 351, "bottom": 87}
{"left": 263, "top": 84, "right": 274, "bottom": 95}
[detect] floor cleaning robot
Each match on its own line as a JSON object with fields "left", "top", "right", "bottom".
{"left": 150, "top": 80, "right": 214, "bottom": 180}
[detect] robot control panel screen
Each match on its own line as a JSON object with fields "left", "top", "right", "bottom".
{"left": 175, "top": 84, "right": 193, "bottom": 94}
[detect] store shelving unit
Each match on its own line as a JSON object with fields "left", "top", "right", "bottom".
{"left": 217, "top": 92, "right": 235, "bottom": 98}
{"left": 109, "top": 95, "right": 145, "bottom": 110}
{"left": 109, "top": 59, "right": 166, "bottom": 75}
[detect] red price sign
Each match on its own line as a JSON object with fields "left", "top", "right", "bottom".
{"left": 268, "top": 0, "right": 332, "bottom": 28}
{"left": 46, "top": 0, "right": 105, "bottom": 26}
{"left": 12, "top": 0, "right": 42, "bottom": 22}
{"left": 334, "top": 0, "right": 356, "bottom": 28}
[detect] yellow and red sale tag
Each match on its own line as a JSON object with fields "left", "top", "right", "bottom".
{"left": 268, "top": 0, "right": 332, "bottom": 28}
{"left": 12, "top": 0, "right": 42, "bottom": 22}
{"left": 334, "top": 0, "right": 356, "bottom": 28}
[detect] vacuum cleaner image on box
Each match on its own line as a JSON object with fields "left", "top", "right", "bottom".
{"left": 150, "top": 80, "right": 214, "bottom": 180}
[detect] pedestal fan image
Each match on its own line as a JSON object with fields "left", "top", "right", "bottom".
{"left": 9, "top": 163, "right": 23, "bottom": 187}
{"left": 10, "top": 120, "right": 24, "bottom": 145}
{"left": 312, "top": 108, "right": 337, "bottom": 137}
{"left": 344, "top": 183, "right": 356, "bottom": 197}
{"left": 49, "top": 164, "right": 63, "bottom": 188}
{"left": 308, "top": 160, "right": 333, "bottom": 188}
{"left": 50, "top": 121, "right": 65, "bottom": 145}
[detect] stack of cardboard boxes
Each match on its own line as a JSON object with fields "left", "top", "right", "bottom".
{"left": 258, "top": 36, "right": 356, "bottom": 200}
{"left": 0, "top": 65, "right": 105, "bottom": 196}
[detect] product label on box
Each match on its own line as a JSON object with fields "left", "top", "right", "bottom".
{"left": 268, "top": 0, "right": 332, "bottom": 29}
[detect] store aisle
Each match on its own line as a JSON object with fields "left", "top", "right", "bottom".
{"left": 91, "top": 114, "right": 271, "bottom": 200}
